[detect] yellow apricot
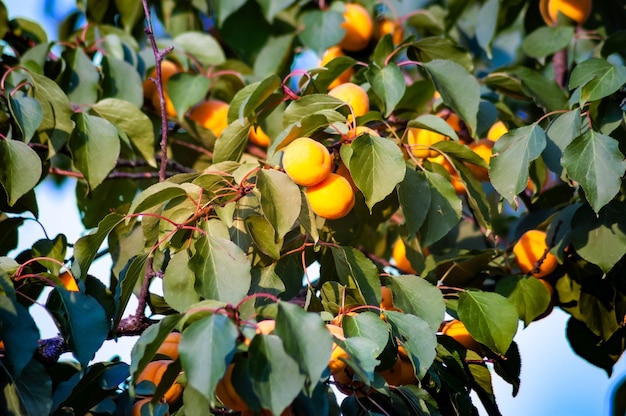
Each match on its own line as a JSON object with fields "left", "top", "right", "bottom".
{"left": 466, "top": 139, "right": 494, "bottom": 182}
{"left": 326, "top": 324, "right": 348, "bottom": 375}
{"left": 188, "top": 99, "right": 230, "bottom": 137}
{"left": 375, "top": 18, "right": 404, "bottom": 44}
{"left": 249, "top": 125, "right": 271, "bottom": 147}
{"left": 540, "top": 0, "right": 592, "bottom": 26}
{"left": 339, "top": 3, "right": 374, "bottom": 52}
{"left": 431, "top": 155, "right": 466, "bottom": 195}
{"left": 305, "top": 173, "right": 356, "bottom": 220}
{"left": 321, "top": 46, "right": 354, "bottom": 89}
{"left": 406, "top": 128, "right": 448, "bottom": 159}
{"left": 391, "top": 239, "right": 417, "bottom": 274}
{"left": 441, "top": 320, "right": 482, "bottom": 355}
{"left": 328, "top": 82, "right": 370, "bottom": 120}
{"left": 487, "top": 121, "right": 508, "bottom": 142}
{"left": 513, "top": 230, "right": 559, "bottom": 278}
{"left": 282, "top": 137, "right": 332, "bottom": 187}
{"left": 59, "top": 271, "right": 79, "bottom": 292}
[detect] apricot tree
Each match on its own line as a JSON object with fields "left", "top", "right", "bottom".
{"left": 1, "top": 0, "right": 625, "bottom": 415}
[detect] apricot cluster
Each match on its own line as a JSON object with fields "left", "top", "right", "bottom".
{"left": 282, "top": 137, "right": 355, "bottom": 220}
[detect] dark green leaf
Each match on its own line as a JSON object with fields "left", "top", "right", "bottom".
{"left": 495, "top": 275, "right": 552, "bottom": 326}
{"left": 0, "top": 139, "right": 42, "bottom": 206}
{"left": 569, "top": 58, "right": 626, "bottom": 103}
{"left": 562, "top": 130, "right": 626, "bottom": 213}
{"left": 365, "top": 63, "right": 405, "bottom": 117}
{"left": 213, "top": 118, "right": 251, "bottom": 162}
{"left": 522, "top": 26, "right": 574, "bottom": 59}
{"left": 386, "top": 275, "right": 445, "bottom": 332}
{"left": 256, "top": 169, "right": 301, "bottom": 240}
{"left": 127, "top": 181, "right": 187, "bottom": 216}
{"left": 174, "top": 31, "right": 226, "bottom": 67}
{"left": 542, "top": 109, "right": 582, "bottom": 175}
{"left": 100, "top": 56, "right": 143, "bottom": 108}
{"left": 419, "top": 170, "right": 462, "bottom": 247}
{"left": 298, "top": 9, "right": 345, "bottom": 56}
{"left": 114, "top": 254, "right": 148, "bottom": 328}
{"left": 257, "top": 0, "right": 297, "bottom": 22}
{"left": 59, "top": 48, "right": 100, "bottom": 104}
{"left": 179, "top": 314, "right": 239, "bottom": 402}
{"left": 73, "top": 213, "right": 125, "bottom": 280}
{"left": 384, "top": 311, "right": 437, "bottom": 378}
{"left": 0, "top": 296, "right": 40, "bottom": 376}
{"left": 245, "top": 215, "right": 282, "bottom": 259}
{"left": 168, "top": 73, "right": 211, "bottom": 121}
{"left": 8, "top": 95, "right": 42, "bottom": 142}
{"left": 476, "top": 0, "right": 499, "bottom": 58}
{"left": 397, "top": 167, "right": 431, "bottom": 236}
{"left": 490, "top": 123, "right": 546, "bottom": 204}
{"left": 331, "top": 245, "right": 381, "bottom": 307}
{"left": 0, "top": 359, "right": 52, "bottom": 416}
{"left": 423, "top": 60, "right": 480, "bottom": 136}
{"left": 458, "top": 290, "right": 518, "bottom": 355}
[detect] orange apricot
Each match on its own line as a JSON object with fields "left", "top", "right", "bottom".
{"left": 143, "top": 60, "right": 181, "bottom": 101}
{"left": 406, "top": 128, "right": 448, "bottom": 159}
{"left": 375, "top": 18, "right": 404, "bottom": 44}
{"left": 539, "top": 0, "right": 592, "bottom": 26}
{"left": 321, "top": 46, "right": 355, "bottom": 89}
{"left": 216, "top": 363, "right": 249, "bottom": 412}
{"left": 441, "top": 320, "right": 482, "bottom": 355}
{"left": 391, "top": 239, "right": 417, "bottom": 274}
{"left": 339, "top": 3, "right": 374, "bottom": 51}
{"left": 156, "top": 332, "right": 181, "bottom": 361}
{"left": 136, "top": 360, "right": 183, "bottom": 405}
{"left": 305, "top": 173, "right": 356, "bottom": 220}
{"left": 282, "top": 137, "right": 332, "bottom": 187}
{"left": 513, "top": 230, "right": 559, "bottom": 278}
{"left": 466, "top": 139, "right": 494, "bottom": 182}
{"left": 188, "top": 99, "right": 230, "bottom": 137}
{"left": 328, "top": 82, "right": 370, "bottom": 120}
{"left": 59, "top": 271, "right": 79, "bottom": 292}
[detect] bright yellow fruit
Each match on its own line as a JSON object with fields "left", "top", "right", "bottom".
{"left": 441, "top": 320, "right": 482, "bottom": 355}
{"left": 391, "top": 239, "right": 417, "bottom": 274}
{"left": 282, "top": 137, "right": 332, "bottom": 187}
{"left": 487, "top": 121, "right": 508, "bottom": 142}
{"left": 249, "top": 125, "right": 271, "bottom": 147}
{"left": 375, "top": 18, "right": 404, "bottom": 44}
{"left": 305, "top": 173, "right": 355, "bottom": 220}
{"left": 407, "top": 128, "right": 448, "bottom": 159}
{"left": 321, "top": 46, "right": 354, "bottom": 89}
{"left": 513, "top": 230, "right": 559, "bottom": 278}
{"left": 188, "top": 99, "right": 230, "bottom": 137}
{"left": 540, "top": 0, "right": 592, "bottom": 26}
{"left": 59, "top": 271, "right": 79, "bottom": 292}
{"left": 326, "top": 324, "right": 348, "bottom": 374}
{"left": 339, "top": 3, "right": 374, "bottom": 51}
{"left": 328, "top": 82, "right": 370, "bottom": 120}
{"left": 466, "top": 139, "right": 494, "bottom": 182}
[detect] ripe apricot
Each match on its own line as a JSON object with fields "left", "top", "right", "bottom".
{"left": 339, "top": 3, "right": 374, "bottom": 51}
{"left": 321, "top": 46, "right": 354, "bottom": 89}
{"left": 486, "top": 120, "right": 508, "bottom": 142}
{"left": 216, "top": 363, "right": 249, "bottom": 412}
{"left": 59, "top": 271, "right": 79, "bottom": 292}
{"left": 282, "top": 137, "right": 332, "bottom": 187}
{"left": 249, "top": 125, "right": 271, "bottom": 147}
{"left": 151, "top": 88, "right": 177, "bottom": 119}
{"left": 136, "top": 360, "right": 183, "bottom": 405}
{"left": 143, "top": 60, "right": 181, "bottom": 101}
{"left": 335, "top": 161, "right": 357, "bottom": 193}
{"left": 305, "top": 173, "right": 356, "bottom": 220}
{"left": 326, "top": 324, "right": 349, "bottom": 374}
{"left": 345, "top": 125, "right": 379, "bottom": 142}
{"left": 441, "top": 320, "right": 482, "bottom": 355}
{"left": 188, "top": 99, "right": 230, "bottom": 137}
{"left": 513, "top": 230, "right": 559, "bottom": 278}
{"left": 540, "top": 0, "right": 592, "bottom": 26}
{"left": 132, "top": 398, "right": 169, "bottom": 416}
{"left": 406, "top": 128, "right": 448, "bottom": 159}
{"left": 391, "top": 239, "right": 417, "bottom": 274}
{"left": 375, "top": 18, "right": 404, "bottom": 44}
{"left": 156, "top": 332, "right": 181, "bottom": 361}
{"left": 328, "top": 82, "right": 370, "bottom": 120}
{"left": 466, "top": 139, "right": 494, "bottom": 182}
{"left": 379, "top": 345, "right": 417, "bottom": 386}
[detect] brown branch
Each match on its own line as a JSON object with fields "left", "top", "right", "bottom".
{"left": 141, "top": 0, "right": 174, "bottom": 183}
{"left": 553, "top": 48, "right": 568, "bottom": 89}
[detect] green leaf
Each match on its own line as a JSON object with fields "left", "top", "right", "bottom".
{"left": 100, "top": 56, "right": 143, "bottom": 108}
{"left": 386, "top": 275, "right": 445, "bottom": 332}
{"left": 92, "top": 98, "right": 156, "bottom": 167}
{"left": 342, "top": 134, "right": 406, "bottom": 210}
{"left": 257, "top": 0, "right": 297, "bottom": 22}
{"left": 168, "top": 73, "right": 211, "bottom": 121}
{"left": 46, "top": 289, "right": 109, "bottom": 368}
{"left": 397, "top": 167, "right": 431, "bottom": 236}
{"left": 298, "top": 9, "right": 345, "bottom": 56}
{"left": 275, "top": 301, "right": 333, "bottom": 392}
{"left": 256, "top": 169, "right": 301, "bottom": 240}
{"left": 0, "top": 139, "right": 42, "bottom": 206}
{"left": 8, "top": 95, "right": 42, "bottom": 142}
{"left": 419, "top": 170, "right": 462, "bottom": 247}
{"left": 127, "top": 182, "right": 187, "bottom": 218}
{"left": 0, "top": 359, "right": 52, "bottom": 416}
{"left": 490, "top": 123, "right": 546, "bottom": 204}
{"left": 342, "top": 311, "right": 390, "bottom": 352}
{"left": 73, "top": 213, "right": 125, "bottom": 280}
{"left": 242, "top": 75, "right": 282, "bottom": 120}
{"left": 213, "top": 118, "right": 251, "bottom": 163}
{"left": 495, "top": 275, "right": 552, "bottom": 326}
{"left": 562, "top": 130, "right": 626, "bottom": 213}
{"left": 32, "top": 234, "right": 67, "bottom": 275}
{"left": 249, "top": 334, "right": 306, "bottom": 414}
{"left": 408, "top": 114, "right": 460, "bottom": 141}
{"left": 407, "top": 37, "right": 473, "bottom": 72}
{"left": 601, "top": 30, "right": 626, "bottom": 58}
{"left": 69, "top": 113, "right": 121, "bottom": 190}
{"left": 542, "top": 109, "right": 582, "bottom": 175}
{"left": 423, "top": 60, "right": 480, "bottom": 136}
{"left": 365, "top": 63, "right": 405, "bottom": 117}
{"left": 522, "top": 26, "right": 574, "bottom": 59}
{"left": 330, "top": 245, "right": 381, "bottom": 307}
{"left": 179, "top": 314, "right": 239, "bottom": 402}
{"left": 29, "top": 72, "right": 74, "bottom": 153}
{"left": 475, "top": 0, "right": 499, "bottom": 58}
{"left": 114, "top": 254, "right": 148, "bottom": 328}
{"left": 569, "top": 58, "right": 626, "bottom": 103}
{"left": 174, "top": 31, "right": 226, "bottom": 67}
{"left": 509, "top": 67, "right": 568, "bottom": 112}
{"left": 212, "top": 0, "right": 247, "bottom": 26}
{"left": 384, "top": 311, "right": 437, "bottom": 378}
{"left": 191, "top": 220, "right": 251, "bottom": 303}
{"left": 570, "top": 202, "right": 626, "bottom": 273}
{"left": 245, "top": 215, "right": 282, "bottom": 259}
{"left": 457, "top": 290, "right": 519, "bottom": 355}
{"left": 0, "top": 296, "right": 40, "bottom": 376}
{"left": 59, "top": 47, "right": 100, "bottom": 104}
{"left": 163, "top": 250, "right": 200, "bottom": 312}
{"left": 281, "top": 94, "right": 346, "bottom": 128}
{"left": 130, "top": 315, "right": 181, "bottom": 385}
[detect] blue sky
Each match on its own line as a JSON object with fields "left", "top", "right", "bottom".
{"left": 4, "top": 0, "right": 626, "bottom": 414}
